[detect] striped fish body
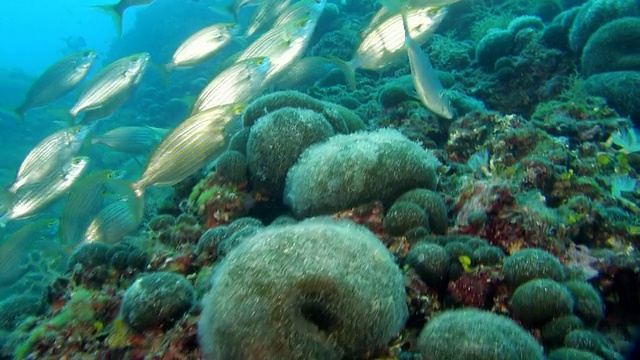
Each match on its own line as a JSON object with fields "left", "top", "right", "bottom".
{"left": 5, "top": 157, "right": 89, "bottom": 222}
{"left": 59, "top": 170, "right": 128, "bottom": 244}
{"left": 69, "top": 52, "right": 150, "bottom": 118}
{"left": 354, "top": 5, "right": 447, "bottom": 70}
{"left": 246, "top": 0, "right": 293, "bottom": 37}
{"left": 133, "top": 104, "right": 241, "bottom": 196}
{"left": 17, "top": 50, "right": 97, "bottom": 117}
{"left": 91, "top": 126, "right": 165, "bottom": 154}
{"left": 9, "top": 125, "right": 92, "bottom": 193}
{"left": 169, "top": 23, "right": 240, "bottom": 70}
{"left": 83, "top": 189, "right": 143, "bottom": 245}
{"left": 273, "top": 0, "right": 326, "bottom": 27}
{"left": 238, "top": 17, "right": 318, "bottom": 85}
{"left": 191, "top": 57, "right": 270, "bottom": 115}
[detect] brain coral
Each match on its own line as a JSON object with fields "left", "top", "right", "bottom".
{"left": 197, "top": 218, "right": 407, "bottom": 360}
{"left": 284, "top": 128, "right": 439, "bottom": 218}
{"left": 417, "top": 308, "right": 545, "bottom": 360}
{"left": 568, "top": 0, "right": 640, "bottom": 53}
{"left": 580, "top": 17, "right": 640, "bottom": 76}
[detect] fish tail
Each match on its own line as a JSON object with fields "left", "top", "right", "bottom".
{"left": 13, "top": 105, "right": 26, "bottom": 124}
{"left": 328, "top": 56, "right": 357, "bottom": 91}
{"left": 93, "top": 4, "right": 125, "bottom": 37}
{"left": 0, "top": 107, "right": 24, "bottom": 125}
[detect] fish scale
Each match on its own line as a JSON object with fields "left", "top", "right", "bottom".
{"left": 274, "top": 0, "right": 326, "bottom": 28}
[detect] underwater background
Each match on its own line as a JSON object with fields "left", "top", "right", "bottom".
{"left": 0, "top": 0, "right": 638, "bottom": 358}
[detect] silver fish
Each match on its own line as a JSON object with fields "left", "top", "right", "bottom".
{"left": 237, "top": 16, "right": 320, "bottom": 85}
{"left": 352, "top": 5, "right": 447, "bottom": 70}
{"left": 133, "top": 104, "right": 243, "bottom": 197}
{"left": 2, "top": 156, "right": 89, "bottom": 224}
{"left": 401, "top": 11, "right": 453, "bottom": 119}
{"left": 8, "top": 125, "right": 92, "bottom": 193}
{"left": 191, "top": 57, "right": 270, "bottom": 115}
{"left": 246, "top": 0, "right": 293, "bottom": 37}
{"left": 59, "top": 169, "right": 128, "bottom": 245}
{"left": 69, "top": 52, "right": 150, "bottom": 120}
{"left": 14, "top": 50, "right": 97, "bottom": 123}
{"left": 273, "top": 0, "right": 326, "bottom": 27}
{"left": 84, "top": 196, "right": 143, "bottom": 245}
{"left": 167, "top": 23, "right": 241, "bottom": 71}
{"left": 91, "top": 126, "right": 168, "bottom": 154}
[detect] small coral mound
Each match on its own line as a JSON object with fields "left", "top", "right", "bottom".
{"left": 242, "top": 90, "right": 364, "bottom": 133}
{"left": 568, "top": 0, "right": 640, "bottom": 54}
{"left": 198, "top": 218, "right": 407, "bottom": 360}
{"left": 510, "top": 279, "right": 575, "bottom": 327}
{"left": 563, "top": 280, "right": 605, "bottom": 325}
{"left": 417, "top": 308, "right": 545, "bottom": 360}
{"left": 580, "top": 17, "right": 640, "bottom": 76}
{"left": 383, "top": 201, "right": 429, "bottom": 236}
{"left": 395, "top": 188, "right": 448, "bottom": 234}
{"left": 284, "top": 129, "right": 439, "bottom": 218}
{"left": 406, "top": 242, "right": 450, "bottom": 286}
{"left": 503, "top": 248, "right": 566, "bottom": 286}
{"left": 246, "top": 107, "right": 335, "bottom": 197}
{"left": 583, "top": 71, "right": 640, "bottom": 122}
{"left": 120, "top": 272, "right": 195, "bottom": 332}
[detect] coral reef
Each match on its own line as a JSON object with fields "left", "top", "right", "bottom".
{"left": 119, "top": 272, "right": 195, "bottom": 332}
{"left": 417, "top": 309, "right": 545, "bottom": 360}
{"left": 284, "top": 129, "right": 439, "bottom": 218}
{"left": 510, "top": 278, "right": 575, "bottom": 327}
{"left": 580, "top": 17, "right": 640, "bottom": 77}
{"left": 198, "top": 218, "right": 407, "bottom": 360}
{"left": 246, "top": 107, "right": 335, "bottom": 197}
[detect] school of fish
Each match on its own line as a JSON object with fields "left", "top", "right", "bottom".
{"left": 0, "top": 0, "right": 458, "bottom": 292}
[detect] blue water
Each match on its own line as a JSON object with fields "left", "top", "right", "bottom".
{"left": 0, "top": 1, "right": 127, "bottom": 76}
